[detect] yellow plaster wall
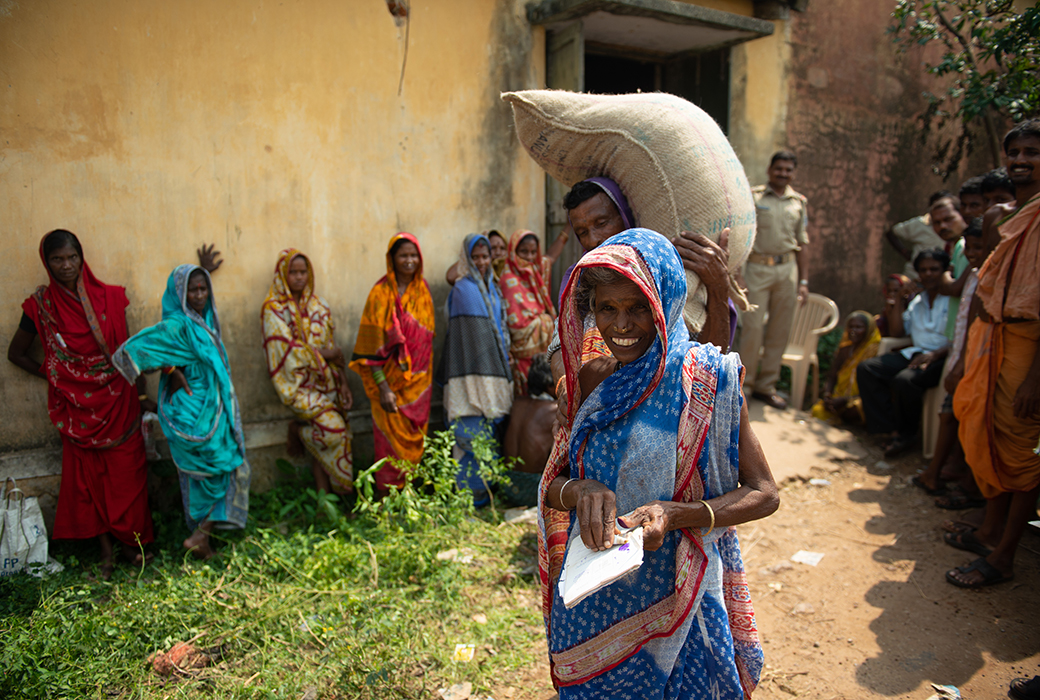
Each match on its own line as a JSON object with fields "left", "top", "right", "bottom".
{"left": 728, "top": 19, "right": 789, "bottom": 184}
{"left": 0, "top": 0, "right": 546, "bottom": 452}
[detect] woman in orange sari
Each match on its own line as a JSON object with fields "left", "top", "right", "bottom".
{"left": 262, "top": 249, "right": 354, "bottom": 493}
{"left": 500, "top": 230, "right": 557, "bottom": 395}
{"left": 349, "top": 233, "right": 435, "bottom": 492}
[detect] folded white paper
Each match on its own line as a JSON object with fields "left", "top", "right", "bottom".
{"left": 559, "top": 525, "right": 644, "bottom": 609}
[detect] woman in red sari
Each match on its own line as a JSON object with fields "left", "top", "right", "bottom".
{"left": 500, "top": 230, "right": 560, "bottom": 395}
{"left": 7, "top": 230, "right": 154, "bottom": 579}
{"left": 349, "top": 233, "right": 435, "bottom": 494}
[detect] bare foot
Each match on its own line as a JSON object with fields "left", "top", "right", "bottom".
{"left": 120, "top": 542, "right": 155, "bottom": 567}
{"left": 183, "top": 528, "right": 215, "bottom": 560}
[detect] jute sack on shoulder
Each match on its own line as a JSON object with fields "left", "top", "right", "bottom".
{"left": 501, "top": 89, "right": 756, "bottom": 333}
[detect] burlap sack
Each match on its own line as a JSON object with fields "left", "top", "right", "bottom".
{"left": 501, "top": 89, "right": 756, "bottom": 333}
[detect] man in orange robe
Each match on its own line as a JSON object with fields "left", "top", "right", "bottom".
{"left": 950, "top": 119, "right": 1040, "bottom": 588}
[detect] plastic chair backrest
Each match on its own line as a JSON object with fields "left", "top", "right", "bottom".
{"left": 785, "top": 293, "right": 839, "bottom": 357}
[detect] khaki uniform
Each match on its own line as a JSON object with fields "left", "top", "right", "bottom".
{"left": 739, "top": 184, "right": 809, "bottom": 396}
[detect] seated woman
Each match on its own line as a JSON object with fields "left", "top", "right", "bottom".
{"left": 811, "top": 311, "right": 881, "bottom": 425}
{"left": 8, "top": 230, "right": 154, "bottom": 579}
{"left": 539, "top": 229, "right": 778, "bottom": 698}
{"left": 113, "top": 263, "right": 250, "bottom": 560}
{"left": 500, "top": 229, "right": 564, "bottom": 395}
{"left": 349, "top": 233, "right": 435, "bottom": 494}
{"left": 262, "top": 249, "right": 354, "bottom": 494}
{"left": 441, "top": 234, "right": 513, "bottom": 507}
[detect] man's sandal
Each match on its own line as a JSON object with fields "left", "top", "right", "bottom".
{"left": 945, "top": 557, "right": 1013, "bottom": 589}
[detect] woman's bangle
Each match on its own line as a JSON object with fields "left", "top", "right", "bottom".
{"left": 162, "top": 366, "right": 176, "bottom": 375}
{"left": 138, "top": 393, "right": 148, "bottom": 401}
{"left": 555, "top": 376, "right": 566, "bottom": 397}
{"left": 697, "top": 499, "right": 715, "bottom": 535}
{"left": 799, "top": 279, "right": 809, "bottom": 286}
{"left": 560, "top": 478, "right": 579, "bottom": 510}
{"left": 372, "top": 368, "right": 386, "bottom": 385}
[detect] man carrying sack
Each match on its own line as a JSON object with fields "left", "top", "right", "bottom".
{"left": 739, "top": 150, "right": 810, "bottom": 410}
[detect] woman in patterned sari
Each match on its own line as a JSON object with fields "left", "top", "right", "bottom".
{"left": 8, "top": 229, "right": 154, "bottom": 578}
{"left": 538, "top": 229, "right": 778, "bottom": 698}
{"left": 500, "top": 230, "right": 557, "bottom": 395}
{"left": 349, "top": 233, "right": 435, "bottom": 494}
{"left": 441, "top": 234, "right": 513, "bottom": 507}
{"left": 262, "top": 249, "right": 354, "bottom": 493}
{"left": 113, "top": 265, "right": 250, "bottom": 560}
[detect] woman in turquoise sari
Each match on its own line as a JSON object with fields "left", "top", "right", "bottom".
{"left": 538, "top": 229, "right": 778, "bottom": 698}
{"left": 113, "top": 265, "right": 250, "bottom": 559}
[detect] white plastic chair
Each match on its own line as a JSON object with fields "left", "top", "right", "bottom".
{"left": 781, "top": 293, "right": 840, "bottom": 411}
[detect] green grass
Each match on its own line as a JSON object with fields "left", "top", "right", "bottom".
{"left": 0, "top": 432, "right": 546, "bottom": 699}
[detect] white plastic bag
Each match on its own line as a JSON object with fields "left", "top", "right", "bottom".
{"left": 1, "top": 477, "right": 60, "bottom": 577}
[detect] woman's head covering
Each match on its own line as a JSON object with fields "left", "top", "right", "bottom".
{"left": 386, "top": 232, "right": 424, "bottom": 292}
{"left": 581, "top": 177, "right": 636, "bottom": 230}
{"left": 267, "top": 248, "right": 314, "bottom": 300}
{"left": 163, "top": 264, "right": 222, "bottom": 342}
{"left": 262, "top": 249, "right": 318, "bottom": 343}
{"left": 458, "top": 233, "right": 494, "bottom": 284}
{"left": 840, "top": 310, "right": 877, "bottom": 348}
{"left": 504, "top": 229, "right": 556, "bottom": 323}
{"left": 34, "top": 229, "right": 128, "bottom": 359}
{"left": 558, "top": 228, "right": 688, "bottom": 423}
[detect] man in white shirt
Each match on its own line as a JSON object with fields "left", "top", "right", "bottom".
{"left": 858, "top": 249, "right": 952, "bottom": 457}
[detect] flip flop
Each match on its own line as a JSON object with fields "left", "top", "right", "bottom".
{"left": 945, "top": 557, "right": 1013, "bottom": 589}
{"left": 911, "top": 474, "right": 946, "bottom": 496}
{"left": 943, "top": 530, "right": 992, "bottom": 556}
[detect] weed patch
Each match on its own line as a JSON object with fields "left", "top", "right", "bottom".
{"left": 0, "top": 430, "right": 547, "bottom": 699}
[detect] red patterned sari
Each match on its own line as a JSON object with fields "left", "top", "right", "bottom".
{"left": 21, "top": 234, "right": 153, "bottom": 547}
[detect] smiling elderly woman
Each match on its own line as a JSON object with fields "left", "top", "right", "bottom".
{"left": 537, "top": 229, "right": 779, "bottom": 699}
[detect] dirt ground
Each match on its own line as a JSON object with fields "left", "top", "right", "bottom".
{"left": 494, "top": 415, "right": 1040, "bottom": 700}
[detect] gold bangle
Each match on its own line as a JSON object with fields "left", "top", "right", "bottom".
{"left": 561, "top": 478, "right": 579, "bottom": 510}
{"left": 697, "top": 499, "right": 715, "bottom": 535}
{"left": 138, "top": 393, "right": 148, "bottom": 401}
{"left": 555, "top": 376, "right": 566, "bottom": 397}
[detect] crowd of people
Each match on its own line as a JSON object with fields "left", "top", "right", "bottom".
{"left": 805, "top": 119, "right": 1040, "bottom": 595}
{"left": 8, "top": 115, "right": 1039, "bottom": 698}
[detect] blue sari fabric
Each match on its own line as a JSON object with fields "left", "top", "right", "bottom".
{"left": 113, "top": 265, "right": 250, "bottom": 530}
{"left": 543, "top": 229, "right": 762, "bottom": 699}
{"left": 442, "top": 234, "right": 514, "bottom": 506}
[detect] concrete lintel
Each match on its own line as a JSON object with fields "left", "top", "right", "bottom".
{"left": 527, "top": 0, "right": 775, "bottom": 36}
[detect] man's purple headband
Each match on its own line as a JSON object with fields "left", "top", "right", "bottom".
{"left": 580, "top": 176, "right": 636, "bottom": 230}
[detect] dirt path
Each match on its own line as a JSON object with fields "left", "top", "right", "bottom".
{"left": 499, "top": 412, "right": 1040, "bottom": 700}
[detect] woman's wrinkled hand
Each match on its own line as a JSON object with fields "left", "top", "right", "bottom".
{"left": 139, "top": 397, "right": 158, "bottom": 414}
{"left": 168, "top": 368, "right": 192, "bottom": 396}
{"left": 378, "top": 384, "right": 398, "bottom": 413}
{"left": 620, "top": 502, "right": 675, "bottom": 552}
{"left": 573, "top": 480, "right": 618, "bottom": 552}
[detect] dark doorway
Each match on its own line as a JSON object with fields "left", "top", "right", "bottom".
{"left": 583, "top": 48, "right": 730, "bottom": 134}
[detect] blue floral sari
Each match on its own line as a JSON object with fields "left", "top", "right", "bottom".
{"left": 537, "top": 230, "right": 762, "bottom": 698}
{"left": 113, "top": 265, "right": 250, "bottom": 530}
